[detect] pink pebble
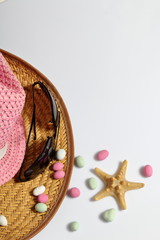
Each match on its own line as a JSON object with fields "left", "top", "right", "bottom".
{"left": 52, "top": 162, "right": 64, "bottom": 171}
{"left": 69, "top": 187, "right": 80, "bottom": 198}
{"left": 143, "top": 165, "right": 153, "bottom": 177}
{"left": 37, "top": 194, "right": 49, "bottom": 203}
{"left": 97, "top": 150, "right": 109, "bottom": 160}
{"left": 53, "top": 170, "right": 65, "bottom": 179}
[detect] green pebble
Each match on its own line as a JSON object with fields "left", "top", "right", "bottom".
{"left": 35, "top": 203, "right": 47, "bottom": 213}
{"left": 102, "top": 208, "right": 116, "bottom": 222}
{"left": 75, "top": 156, "right": 85, "bottom": 168}
{"left": 69, "top": 221, "right": 79, "bottom": 231}
{"left": 88, "top": 177, "right": 98, "bottom": 189}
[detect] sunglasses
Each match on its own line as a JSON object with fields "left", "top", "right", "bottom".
{"left": 19, "top": 81, "right": 60, "bottom": 181}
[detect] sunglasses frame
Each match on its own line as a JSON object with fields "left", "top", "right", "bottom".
{"left": 19, "top": 81, "right": 60, "bottom": 181}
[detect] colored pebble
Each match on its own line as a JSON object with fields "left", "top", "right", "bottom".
{"left": 97, "top": 150, "right": 109, "bottom": 160}
{"left": 87, "top": 177, "right": 98, "bottom": 189}
{"left": 56, "top": 149, "right": 66, "bottom": 160}
{"left": 75, "top": 156, "right": 85, "bottom": 168}
{"left": 52, "top": 162, "right": 64, "bottom": 171}
{"left": 35, "top": 203, "right": 47, "bottom": 213}
{"left": 0, "top": 215, "right": 8, "bottom": 226}
{"left": 53, "top": 170, "right": 65, "bottom": 179}
{"left": 102, "top": 208, "right": 116, "bottom": 222}
{"left": 69, "top": 221, "right": 79, "bottom": 231}
{"left": 69, "top": 187, "right": 80, "bottom": 198}
{"left": 33, "top": 185, "right": 46, "bottom": 196}
{"left": 37, "top": 194, "right": 49, "bottom": 203}
{"left": 143, "top": 165, "right": 153, "bottom": 177}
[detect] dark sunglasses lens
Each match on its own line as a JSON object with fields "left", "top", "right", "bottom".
{"left": 24, "top": 138, "right": 53, "bottom": 180}
{"left": 24, "top": 155, "right": 50, "bottom": 180}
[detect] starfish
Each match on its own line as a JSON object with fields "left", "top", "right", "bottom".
{"left": 94, "top": 160, "right": 144, "bottom": 210}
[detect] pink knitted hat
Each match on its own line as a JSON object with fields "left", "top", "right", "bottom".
{"left": 0, "top": 52, "right": 26, "bottom": 185}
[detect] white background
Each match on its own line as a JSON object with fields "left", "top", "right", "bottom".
{"left": 0, "top": 0, "right": 160, "bottom": 239}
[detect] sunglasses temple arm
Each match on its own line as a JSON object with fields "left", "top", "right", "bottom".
{"left": 52, "top": 110, "right": 60, "bottom": 150}
{"left": 19, "top": 93, "right": 37, "bottom": 181}
{"left": 33, "top": 81, "right": 57, "bottom": 124}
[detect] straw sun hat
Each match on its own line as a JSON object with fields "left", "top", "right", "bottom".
{"left": 0, "top": 49, "right": 74, "bottom": 240}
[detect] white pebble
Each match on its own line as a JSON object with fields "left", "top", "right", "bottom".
{"left": 0, "top": 215, "right": 8, "bottom": 226}
{"left": 33, "top": 185, "right": 46, "bottom": 196}
{"left": 56, "top": 149, "right": 66, "bottom": 160}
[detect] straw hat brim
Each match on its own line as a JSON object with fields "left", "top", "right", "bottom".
{"left": 0, "top": 49, "right": 74, "bottom": 240}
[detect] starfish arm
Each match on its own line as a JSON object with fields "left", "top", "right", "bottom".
{"left": 94, "top": 188, "right": 112, "bottom": 201}
{"left": 115, "top": 192, "right": 127, "bottom": 210}
{"left": 116, "top": 160, "right": 128, "bottom": 178}
{"left": 125, "top": 181, "right": 145, "bottom": 191}
{"left": 95, "top": 168, "right": 111, "bottom": 182}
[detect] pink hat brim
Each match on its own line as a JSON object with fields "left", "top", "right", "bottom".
{"left": 0, "top": 115, "right": 26, "bottom": 185}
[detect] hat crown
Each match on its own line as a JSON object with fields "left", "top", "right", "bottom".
{"left": 0, "top": 53, "right": 25, "bottom": 148}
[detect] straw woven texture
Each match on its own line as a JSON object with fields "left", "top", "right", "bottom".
{"left": 0, "top": 49, "right": 74, "bottom": 240}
